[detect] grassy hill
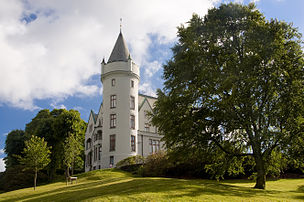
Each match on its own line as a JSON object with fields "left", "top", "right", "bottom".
{"left": 0, "top": 169, "right": 303, "bottom": 201}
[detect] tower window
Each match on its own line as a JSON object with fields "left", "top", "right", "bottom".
{"left": 130, "top": 115, "right": 135, "bottom": 129}
{"left": 110, "top": 135, "right": 116, "bottom": 152}
{"left": 110, "top": 114, "right": 116, "bottom": 128}
{"left": 131, "top": 80, "right": 134, "bottom": 88}
{"left": 130, "top": 96, "right": 135, "bottom": 110}
{"left": 131, "top": 135, "right": 136, "bottom": 152}
{"left": 110, "top": 95, "right": 117, "bottom": 108}
{"left": 111, "top": 78, "right": 116, "bottom": 86}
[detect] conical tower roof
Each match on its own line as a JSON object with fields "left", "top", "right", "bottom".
{"left": 108, "top": 31, "right": 130, "bottom": 63}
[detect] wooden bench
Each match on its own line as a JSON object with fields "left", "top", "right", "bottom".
{"left": 68, "top": 176, "right": 77, "bottom": 184}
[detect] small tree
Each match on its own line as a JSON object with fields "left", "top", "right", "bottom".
{"left": 63, "top": 133, "right": 81, "bottom": 183}
{"left": 18, "top": 135, "right": 51, "bottom": 190}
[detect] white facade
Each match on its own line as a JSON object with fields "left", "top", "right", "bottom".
{"left": 84, "top": 31, "right": 163, "bottom": 172}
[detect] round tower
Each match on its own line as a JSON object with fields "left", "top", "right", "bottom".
{"left": 100, "top": 31, "right": 140, "bottom": 168}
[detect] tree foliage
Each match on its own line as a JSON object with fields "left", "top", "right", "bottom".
{"left": 63, "top": 133, "right": 82, "bottom": 178}
{"left": 152, "top": 3, "right": 304, "bottom": 189}
{"left": 1, "top": 108, "right": 86, "bottom": 191}
{"left": 4, "top": 130, "right": 26, "bottom": 168}
{"left": 18, "top": 135, "right": 51, "bottom": 190}
{"left": 25, "top": 109, "right": 86, "bottom": 180}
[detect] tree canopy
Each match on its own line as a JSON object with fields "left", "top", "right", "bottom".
{"left": 4, "top": 130, "right": 26, "bottom": 168}
{"left": 25, "top": 109, "right": 86, "bottom": 180}
{"left": 152, "top": 3, "right": 304, "bottom": 189}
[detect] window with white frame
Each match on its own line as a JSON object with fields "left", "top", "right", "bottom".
{"left": 110, "top": 114, "right": 116, "bottom": 128}
{"left": 131, "top": 135, "right": 136, "bottom": 152}
{"left": 145, "top": 123, "right": 150, "bottom": 132}
{"left": 110, "top": 95, "right": 117, "bottom": 108}
{"left": 149, "top": 139, "right": 160, "bottom": 154}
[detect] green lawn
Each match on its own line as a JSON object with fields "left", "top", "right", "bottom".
{"left": 0, "top": 169, "right": 303, "bottom": 201}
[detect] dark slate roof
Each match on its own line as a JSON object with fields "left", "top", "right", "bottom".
{"left": 108, "top": 32, "right": 130, "bottom": 63}
{"left": 93, "top": 113, "right": 98, "bottom": 123}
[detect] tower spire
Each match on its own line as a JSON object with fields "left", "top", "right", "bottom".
{"left": 107, "top": 28, "right": 130, "bottom": 63}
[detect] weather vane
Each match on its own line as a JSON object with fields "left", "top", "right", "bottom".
{"left": 120, "top": 18, "right": 122, "bottom": 32}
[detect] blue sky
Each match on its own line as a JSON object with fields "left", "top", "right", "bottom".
{"left": 0, "top": 0, "right": 303, "bottom": 171}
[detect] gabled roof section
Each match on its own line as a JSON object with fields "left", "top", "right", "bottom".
{"left": 108, "top": 31, "right": 130, "bottom": 63}
{"left": 89, "top": 110, "right": 98, "bottom": 124}
{"left": 139, "top": 97, "right": 154, "bottom": 112}
{"left": 138, "top": 93, "right": 157, "bottom": 100}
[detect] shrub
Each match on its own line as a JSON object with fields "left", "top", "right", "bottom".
{"left": 116, "top": 155, "right": 144, "bottom": 168}
{"left": 0, "top": 165, "right": 48, "bottom": 192}
{"left": 116, "top": 155, "right": 144, "bottom": 174}
{"left": 141, "top": 151, "right": 171, "bottom": 177}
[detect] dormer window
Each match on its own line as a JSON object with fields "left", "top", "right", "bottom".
{"left": 111, "top": 78, "right": 116, "bottom": 86}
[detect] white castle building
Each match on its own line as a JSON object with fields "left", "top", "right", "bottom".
{"left": 85, "top": 31, "right": 163, "bottom": 171}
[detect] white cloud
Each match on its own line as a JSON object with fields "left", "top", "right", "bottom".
{"left": 0, "top": 149, "right": 4, "bottom": 155}
{"left": 144, "top": 60, "right": 162, "bottom": 78}
{"left": 73, "top": 106, "right": 84, "bottom": 112}
{"left": 3, "top": 132, "right": 8, "bottom": 136}
{"left": 231, "top": 0, "right": 260, "bottom": 4}
{"left": 139, "top": 82, "right": 157, "bottom": 97}
{"left": 50, "top": 103, "right": 66, "bottom": 109}
{"left": 0, "top": 0, "right": 216, "bottom": 110}
{"left": 0, "top": 158, "right": 5, "bottom": 172}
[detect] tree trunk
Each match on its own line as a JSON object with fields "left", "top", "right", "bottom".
{"left": 254, "top": 155, "right": 266, "bottom": 189}
{"left": 71, "top": 160, "right": 74, "bottom": 176}
{"left": 66, "top": 166, "right": 70, "bottom": 185}
{"left": 34, "top": 168, "right": 37, "bottom": 190}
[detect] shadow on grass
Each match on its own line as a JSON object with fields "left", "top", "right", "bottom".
{"left": 4, "top": 175, "right": 286, "bottom": 202}
{"left": 293, "top": 185, "right": 304, "bottom": 200}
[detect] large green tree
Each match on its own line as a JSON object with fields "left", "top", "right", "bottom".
{"left": 25, "top": 109, "right": 86, "bottom": 180}
{"left": 152, "top": 3, "right": 304, "bottom": 189}
{"left": 18, "top": 135, "right": 51, "bottom": 190}
{"left": 4, "top": 130, "right": 26, "bottom": 168}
